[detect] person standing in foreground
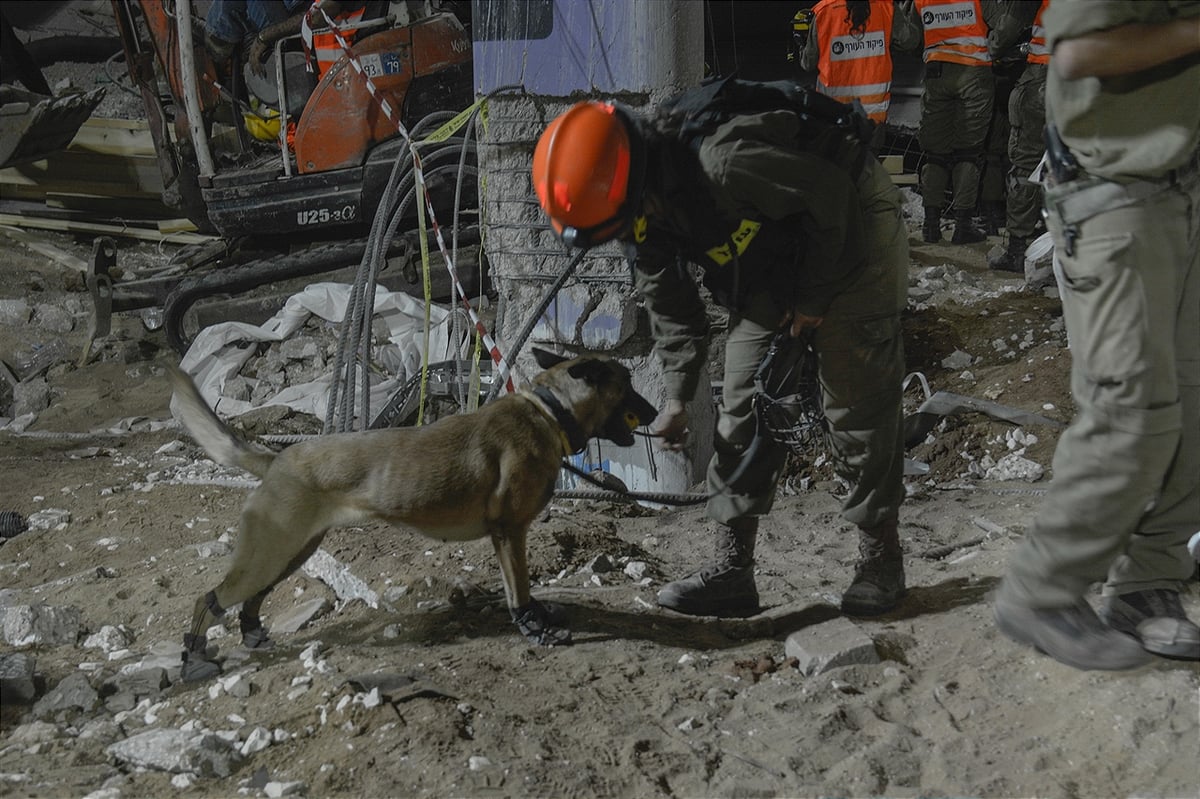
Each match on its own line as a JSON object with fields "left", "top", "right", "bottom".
{"left": 532, "top": 83, "right": 910, "bottom": 618}
{"left": 994, "top": 0, "right": 1200, "bottom": 669}
{"left": 987, "top": 0, "right": 1051, "bottom": 274}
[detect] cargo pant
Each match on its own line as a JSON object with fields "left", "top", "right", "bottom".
{"left": 1000, "top": 153, "right": 1200, "bottom": 607}
{"left": 707, "top": 159, "right": 908, "bottom": 530}
{"left": 980, "top": 60, "right": 1026, "bottom": 219}
{"left": 918, "top": 61, "right": 995, "bottom": 213}
{"left": 1004, "top": 64, "right": 1047, "bottom": 240}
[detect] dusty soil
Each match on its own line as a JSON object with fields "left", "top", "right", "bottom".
{"left": 2, "top": 208, "right": 1197, "bottom": 799}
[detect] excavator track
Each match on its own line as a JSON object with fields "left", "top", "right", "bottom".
{"left": 161, "top": 230, "right": 482, "bottom": 354}
{"left": 161, "top": 238, "right": 365, "bottom": 354}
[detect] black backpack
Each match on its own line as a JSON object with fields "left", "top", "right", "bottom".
{"left": 654, "top": 75, "right": 876, "bottom": 180}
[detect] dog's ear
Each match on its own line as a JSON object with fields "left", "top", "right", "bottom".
{"left": 531, "top": 347, "right": 570, "bottom": 370}
{"left": 567, "top": 358, "right": 610, "bottom": 386}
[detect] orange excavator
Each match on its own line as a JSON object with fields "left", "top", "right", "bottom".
{"left": 94, "top": 0, "right": 484, "bottom": 353}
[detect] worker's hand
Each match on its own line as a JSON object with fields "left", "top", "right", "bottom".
{"left": 651, "top": 399, "right": 690, "bottom": 452}
{"left": 248, "top": 35, "right": 271, "bottom": 77}
{"left": 783, "top": 310, "right": 823, "bottom": 337}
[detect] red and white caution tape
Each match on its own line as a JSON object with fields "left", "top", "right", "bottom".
{"left": 303, "top": 5, "right": 515, "bottom": 393}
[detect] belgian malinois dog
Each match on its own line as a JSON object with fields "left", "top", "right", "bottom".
{"left": 167, "top": 349, "right": 657, "bottom": 681}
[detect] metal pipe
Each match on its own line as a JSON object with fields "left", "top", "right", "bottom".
{"left": 174, "top": 0, "right": 215, "bottom": 177}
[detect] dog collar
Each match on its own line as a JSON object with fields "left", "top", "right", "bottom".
{"left": 530, "top": 386, "right": 587, "bottom": 455}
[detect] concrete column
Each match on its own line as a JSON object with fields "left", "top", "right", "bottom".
{"left": 473, "top": 1, "right": 711, "bottom": 498}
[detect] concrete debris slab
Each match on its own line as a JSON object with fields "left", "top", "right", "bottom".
{"left": 106, "top": 728, "right": 242, "bottom": 777}
{"left": 343, "top": 671, "right": 459, "bottom": 703}
{"left": 983, "top": 453, "right": 1044, "bottom": 482}
{"left": 784, "top": 617, "right": 881, "bottom": 676}
{"left": 2, "top": 603, "right": 81, "bottom": 646}
{"left": 33, "top": 671, "right": 98, "bottom": 718}
{"left": 25, "top": 508, "right": 70, "bottom": 532}
{"left": 0, "top": 652, "right": 39, "bottom": 703}
{"left": 271, "top": 598, "right": 329, "bottom": 634}
{"left": 82, "top": 624, "right": 134, "bottom": 653}
{"left": 301, "top": 548, "right": 379, "bottom": 609}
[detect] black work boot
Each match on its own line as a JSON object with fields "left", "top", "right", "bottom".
{"left": 950, "top": 210, "right": 988, "bottom": 244}
{"left": 982, "top": 202, "right": 1005, "bottom": 236}
{"left": 922, "top": 207, "right": 943, "bottom": 243}
{"left": 657, "top": 519, "right": 760, "bottom": 617}
{"left": 988, "top": 235, "right": 1028, "bottom": 273}
{"left": 1099, "top": 589, "right": 1200, "bottom": 661}
{"left": 994, "top": 595, "right": 1153, "bottom": 671}
{"left": 841, "top": 520, "right": 906, "bottom": 616}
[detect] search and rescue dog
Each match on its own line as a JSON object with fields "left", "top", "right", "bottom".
{"left": 167, "top": 349, "right": 657, "bottom": 681}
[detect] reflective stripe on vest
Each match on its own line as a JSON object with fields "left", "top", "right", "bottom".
{"left": 915, "top": 0, "right": 990, "bottom": 66}
{"left": 812, "top": 0, "right": 894, "bottom": 123}
{"left": 1027, "top": 0, "right": 1050, "bottom": 65}
{"left": 313, "top": 7, "right": 367, "bottom": 77}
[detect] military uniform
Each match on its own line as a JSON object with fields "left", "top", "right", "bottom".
{"left": 798, "top": 0, "right": 921, "bottom": 152}
{"left": 630, "top": 107, "right": 908, "bottom": 541}
{"left": 899, "top": 0, "right": 1008, "bottom": 242}
{"left": 997, "top": 0, "right": 1200, "bottom": 664}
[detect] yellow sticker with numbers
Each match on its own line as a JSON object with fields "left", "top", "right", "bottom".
{"left": 706, "top": 219, "right": 761, "bottom": 265}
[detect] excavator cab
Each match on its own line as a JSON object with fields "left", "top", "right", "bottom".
{"left": 102, "top": 0, "right": 484, "bottom": 353}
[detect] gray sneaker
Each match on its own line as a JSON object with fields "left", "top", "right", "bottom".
{"left": 657, "top": 564, "right": 760, "bottom": 618}
{"left": 1100, "top": 589, "right": 1200, "bottom": 661}
{"left": 993, "top": 595, "right": 1154, "bottom": 671}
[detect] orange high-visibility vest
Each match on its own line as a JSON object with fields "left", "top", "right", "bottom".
{"left": 312, "top": 5, "right": 367, "bottom": 78}
{"left": 1027, "top": 0, "right": 1050, "bottom": 65}
{"left": 811, "top": 0, "right": 895, "bottom": 124}
{"left": 914, "top": 0, "right": 991, "bottom": 67}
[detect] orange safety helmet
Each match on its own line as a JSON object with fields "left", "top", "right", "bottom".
{"left": 532, "top": 101, "right": 646, "bottom": 249}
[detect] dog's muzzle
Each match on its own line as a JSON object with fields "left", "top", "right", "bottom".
{"left": 601, "top": 389, "right": 658, "bottom": 446}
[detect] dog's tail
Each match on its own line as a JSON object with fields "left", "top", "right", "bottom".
{"left": 166, "top": 364, "right": 277, "bottom": 478}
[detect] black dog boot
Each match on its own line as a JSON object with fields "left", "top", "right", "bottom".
{"left": 180, "top": 633, "right": 222, "bottom": 682}
{"left": 841, "top": 520, "right": 906, "bottom": 616}
{"left": 511, "top": 598, "right": 572, "bottom": 646}
{"left": 988, "top": 235, "right": 1028, "bottom": 273}
{"left": 658, "top": 518, "right": 760, "bottom": 617}
{"left": 239, "top": 613, "right": 275, "bottom": 651}
{"left": 951, "top": 210, "right": 988, "bottom": 244}
{"left": 922, "top": 207, "right": 943, "bottom": 243}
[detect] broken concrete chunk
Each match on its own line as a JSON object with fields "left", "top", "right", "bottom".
{"left": 301, "top": 548, "right": 378, "bottom": 608}
{"left": 26, "top": 508, "right": 71, "bottom": 531}
{"left": 271, "top": 598, "right": 329, "bottom": 634}
{"left": 2, "top": 603, "right": 82, "bottom": 646}
{"left": 106, "top": 728, "right": 242, "bottom": 777}
{"left": 33, "top": 671, "right": 99, "bottom": 718}
{"left": 784, "top": 617, "right": 880, "bottom": 676}
{"left": 0, "top": 651, "right": 39, "bottom": 703}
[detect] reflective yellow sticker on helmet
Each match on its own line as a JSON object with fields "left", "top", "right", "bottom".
{"left": 633, "top": 215, "right": 648, "bottom": 243}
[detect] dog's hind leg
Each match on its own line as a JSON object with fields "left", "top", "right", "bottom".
{"left": 181, "top": 499, "right": 327, "bottom": 681}
{"left": 237, "top": 533, "right": 325, "bottom": 651}
{"left": 491, "top": 524, "right": 571, "bottom": 647}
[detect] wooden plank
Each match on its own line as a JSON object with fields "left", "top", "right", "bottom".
{"left": 0, "top": 150, "right": 164, "bottom": 198}
{"left": 45, "top": 192, "right": 174, "bottom": 219}
{"left": 67, "top": 118, "right": 156, "bottom": 158}
{"left": 0, "top": 224, "right": 89, "bottom": 272}
{"left": 0, "top": 212, "right": 214, "bottom": 245}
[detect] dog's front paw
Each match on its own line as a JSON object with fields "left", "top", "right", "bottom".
{"left": 180, "top": 652, "right": 222, "bottom": 682}
{"left": 511, "top": 599, "right": 572, "bottom": 646}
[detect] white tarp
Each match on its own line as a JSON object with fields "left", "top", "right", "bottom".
{"left": 177, "top": 283, "right": 462, "bottom": 421}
